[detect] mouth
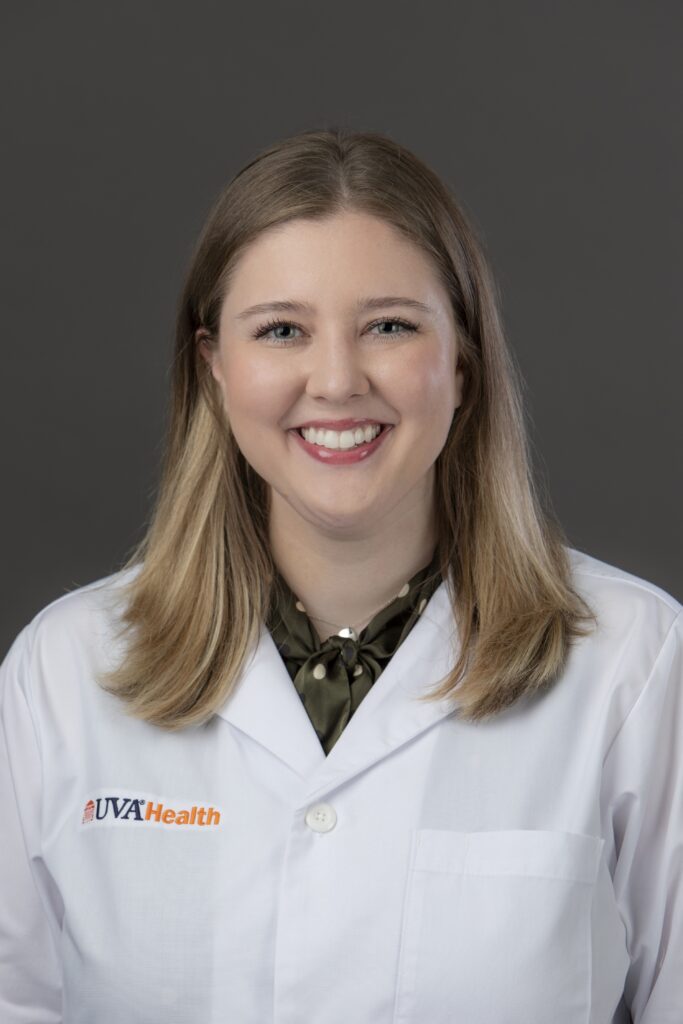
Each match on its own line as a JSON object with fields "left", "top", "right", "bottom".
{"left": 290, "top": 422, "right": 391, "bottom": 447}
{"left": 288, "top": 423, "right": 394, "bottom": 463}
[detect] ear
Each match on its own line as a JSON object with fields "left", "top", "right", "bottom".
{"left": 195, "top": 329, "right": 223, "bottom": 385}
{"left": 195, "top": 328, "right": 212, "bottom": 364}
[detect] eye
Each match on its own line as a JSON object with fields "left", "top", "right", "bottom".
{"left": 251, "top": 316, "right": 419, "bottom": 345}
{"left": 252, "top": 318, "right": 303, "bottom": 344}
{"left": 367, "top": 317, "right": 419, "bottom": 340}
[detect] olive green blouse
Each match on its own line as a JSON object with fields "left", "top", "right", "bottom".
{"left": 266, "top": 550, "right": 443, "bottom": 755}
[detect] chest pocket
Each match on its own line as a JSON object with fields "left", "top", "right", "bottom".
{"left": 393, "top": 828, "right": 604, "bottom": 1024}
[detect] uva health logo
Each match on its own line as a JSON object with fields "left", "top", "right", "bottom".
{"left": 79, "top": 789, "right": 222, "bottom": 831}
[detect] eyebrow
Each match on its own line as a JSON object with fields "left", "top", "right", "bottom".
{"left": 234, "top": 296, "right": 435, "bottom": 320}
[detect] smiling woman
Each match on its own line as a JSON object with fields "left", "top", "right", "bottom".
{"left": 94, "top": 129, "right": 600, "bottom": 729}
{"left": 1, "top": 127, "right": 681, "bottom": 1022}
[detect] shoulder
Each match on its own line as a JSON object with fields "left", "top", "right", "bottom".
{"left": 0, "top": 564, "right": 142, "bottom": 712}
{"left": 567, "top": 545, "right": 681, "bottom": 616}
{"left": 565, "top": 545, "right": 681, "bottom": 670}
{"left": 26, "top": 563, "right": 141, "bottom": 650}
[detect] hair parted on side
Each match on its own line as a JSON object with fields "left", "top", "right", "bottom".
{"left": 94, "top": 125, "right": 597, "bottom": 730}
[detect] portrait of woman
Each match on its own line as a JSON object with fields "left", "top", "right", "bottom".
{"left": 1, "top": 127, "right": 681, "bottom": 1022}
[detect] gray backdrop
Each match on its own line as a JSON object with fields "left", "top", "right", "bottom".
{"left": 2, "top": 2, "right": 681, "bottom": 655}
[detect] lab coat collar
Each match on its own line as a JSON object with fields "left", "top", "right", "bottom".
{"left": 214, "top": 581, "right": 461, "bottom": 805}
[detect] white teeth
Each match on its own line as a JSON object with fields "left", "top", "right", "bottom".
{"left": 300, "top": 424, "right": 382, "bottom": 449}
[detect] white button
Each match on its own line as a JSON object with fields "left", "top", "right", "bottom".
{"left": 397, "top": 583, "right": 410, "bottom": 598}
{"left": 312, "top": 663, "right": 327, "bottom": 679}
{"left": 305, "top": 802, "right": 337, "bottom": 833}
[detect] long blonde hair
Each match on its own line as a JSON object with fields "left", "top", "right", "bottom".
{"left": 95, "top": 126, "right": 597, "bottom": 729}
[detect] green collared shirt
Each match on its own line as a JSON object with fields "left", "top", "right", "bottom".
{"left": 265, "top": 551, "right": 443, "bottom": 755}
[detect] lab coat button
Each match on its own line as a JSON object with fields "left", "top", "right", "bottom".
{"left": 305, "top": 802, "right": 337, "bottom": 833}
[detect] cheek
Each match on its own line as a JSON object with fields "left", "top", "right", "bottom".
{"left": 395, "top": 345, "right": 456, "bottom": 418}
{"left": 222, "top": 352, "right": 292, "bottom": 421}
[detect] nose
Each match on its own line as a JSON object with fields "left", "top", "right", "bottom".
{"left": 303, "top": 329, "right": 370, "bottom": 402}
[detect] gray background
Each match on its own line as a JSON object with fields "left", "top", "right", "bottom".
{"left": 1, "top": 2, "right": 681, "bottom": 655}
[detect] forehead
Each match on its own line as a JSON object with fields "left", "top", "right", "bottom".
{"left": 222, "top": 211, "right": 446, "bottom": 309}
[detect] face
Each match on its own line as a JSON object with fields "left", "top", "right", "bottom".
{"left": 198, "top": 210, "right": 464, "bottom": 539}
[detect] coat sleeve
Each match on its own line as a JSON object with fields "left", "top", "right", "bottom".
{"left": 0, "top": 625, "right": 63, "bottom": 1023}
{"left": 601, "top": 608, "right": 683, "bottom": 1024}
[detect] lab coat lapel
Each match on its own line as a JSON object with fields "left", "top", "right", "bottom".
{"left": 214, "top": 623, "right": 327, "bottom": 777}
{"left": 214, "top": 582, "right": 461, "bottom": 793}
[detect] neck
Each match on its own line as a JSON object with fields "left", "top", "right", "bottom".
{"left": 268, "top": 489, "right": 437, "bottom": 643}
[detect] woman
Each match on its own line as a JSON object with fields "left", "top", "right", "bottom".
{"left": 1, "top": 127, "right": 680, "bottom": 1023}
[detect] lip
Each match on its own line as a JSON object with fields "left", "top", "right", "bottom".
{"left": 292, "top": 418, "right": 389, "bottom": 430}
{"left": 289, "top": 423, "right": 394, "bottom": 465}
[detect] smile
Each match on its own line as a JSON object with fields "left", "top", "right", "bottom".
{"left": 289, "top": 424, "right": 393, "bottom": 465}
{"left": 299, "top": 424, "right": 383, "bottom": 449}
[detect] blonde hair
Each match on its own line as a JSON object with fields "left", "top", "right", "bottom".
{"left": 95, "top": 126, "right": 597, "bottom": 729}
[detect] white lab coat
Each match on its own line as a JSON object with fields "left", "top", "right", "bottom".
{"left": 0, "top": 546, "right": 681, "bottom": 1023}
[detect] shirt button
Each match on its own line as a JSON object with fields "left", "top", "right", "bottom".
{"left": 305, "top": 802, "right": 337, "bottom": 833}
